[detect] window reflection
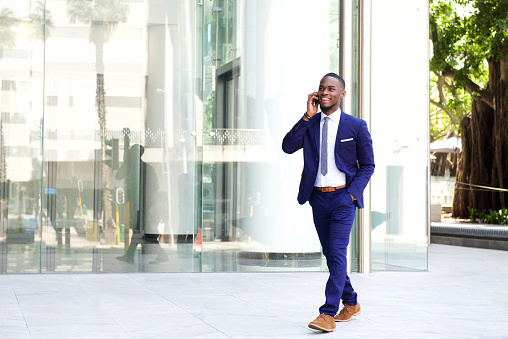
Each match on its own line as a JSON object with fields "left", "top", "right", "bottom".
{"left": 0, "top": 0, "right": 428, "bottom": 274}
{"left": 115, "top": 144, "right": 169, "bottom": 264}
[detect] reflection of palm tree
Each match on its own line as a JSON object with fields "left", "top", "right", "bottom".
{"left": 0, "top": 8, "right": 16, "bottom": 54}
{"left": 0, "top": 119, "right": 6, "bottom": 234}
{"left": 0, "top": 7, "right": 17, "bottom": 234}
{"left": 67, "top": 0, "right": 129, "bottom": 238}
{"left": 27, "top": 1, "right": 54, "bottom": 41}
{"left": 1, "top": 4, "right": 53, "bottom": 234}
{"left": 67, "top": 0, "right": 129, "bottom": 134}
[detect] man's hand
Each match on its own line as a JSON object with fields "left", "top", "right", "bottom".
{"left": 306, "top": 92, "right": 319, "bottom": 117}
{"left": 350, "top": 193, "right": 355, "bottom": 202}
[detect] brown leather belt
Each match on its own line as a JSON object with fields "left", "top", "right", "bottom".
{"left": 313, "top": 185, "right": 346, "bottom": 192}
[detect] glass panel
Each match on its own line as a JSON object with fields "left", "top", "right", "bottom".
{"left": 329, "top": 0, "right": 340, "bottom": 73}
{"left": 0, "top": 0, "right": 427, "bottom": 274}
{"left": 200, "top": 0, "right": 340, "bottom": 272}
{"left": 0, "top": 1, "right": 45, "bottom": 273}
{"left": 369, "top": 0, "right": 428, "bottom": 271}
{"left": 349, "top": 0, "right": 360, "bottom": 273}
{"left": 3, "top": 0, "right": 204, "bottom": 273}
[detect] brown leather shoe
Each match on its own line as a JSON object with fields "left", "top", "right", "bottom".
{"left": 334, "top": 302, "right": 361, "bottom": 322}
{"left": 308, "top": 313, "right": 336, "bottom": 332}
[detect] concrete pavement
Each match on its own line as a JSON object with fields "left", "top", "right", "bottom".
{"left": 1, "top": 244, "right": 507, "bottom": 338}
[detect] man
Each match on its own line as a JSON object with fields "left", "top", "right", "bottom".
{"left": 282, "top": 73, "right": 374, "bottom": 332}
{"left": 116, "top": 144, "right": 169, "bottom": 265}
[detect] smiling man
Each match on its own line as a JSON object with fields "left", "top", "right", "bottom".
{"left": 282, "top": 73, "right": 375, "bottom": 332}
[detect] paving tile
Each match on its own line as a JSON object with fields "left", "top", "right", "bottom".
{"left": 199, "top": 314, "right": 306, "bottom": 338}
{"left": 114, "top": 312, "right": 223, "bottom": 339}
{"left": 2, "top": 244, "right": 508, "bottom": 337}
{"left": 29, "top": 325, "right": 130, "bottom": 339}
{"left": 169, "top": 294, "right": 268, "bottom": 317}
{"left": 0, "top": 320, "right": 31, "bottom": 339}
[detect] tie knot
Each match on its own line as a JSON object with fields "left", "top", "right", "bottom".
{"left": 324, "top": 116, "right": 330, "bottom": 121}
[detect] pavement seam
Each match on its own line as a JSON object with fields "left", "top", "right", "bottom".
{"left": 210, "top": 273, "right": 316, "bottom": 333}
{"left": 128, "top": 273, "right": 233, "bottom": 339}
{"left": 8, "top": 274, "right": 32, "bottom": 338}
{"left": 69, "top": 273, "right": 134, "bottom": 338}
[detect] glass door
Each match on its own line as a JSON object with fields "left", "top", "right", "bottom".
{"left": 201, "top": 0, "right": 247, "bottom": 271}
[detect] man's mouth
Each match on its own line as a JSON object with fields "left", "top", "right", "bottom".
{"left": 321, "top": 98, "right": 330, "bottom": 103}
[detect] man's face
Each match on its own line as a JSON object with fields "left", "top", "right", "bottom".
{"left": 318, "top": 76, "right": 345, "bottom": 113}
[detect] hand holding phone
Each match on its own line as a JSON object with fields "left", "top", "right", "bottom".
{"left": 307, "top": 92, "right": 319, "bottom": 117}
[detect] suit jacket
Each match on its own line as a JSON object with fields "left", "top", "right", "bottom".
{"left": 282, "top": 110, "right": 375, "bottom": 208}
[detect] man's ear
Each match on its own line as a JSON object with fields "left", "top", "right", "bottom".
{"left": 340, "top": 90, "right": 346, "bottom": 99}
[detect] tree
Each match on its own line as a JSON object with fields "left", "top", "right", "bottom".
{"left": 0, "top": 7, "right": 17, "bottom": 235}
{"left": 27, "top": 1, "right": 54, "bottom": 41}
{"left": 0, "top": 3, "right": 54, "bottom": 235}
{"left": 430, "top": 73, "right": 473, "bottom": 141}
{"left": 430, "top": 0, "right": 508, "bottom": 217}
{"left": 0, "top": 8, "right": 16, "bottom": 52}
{"left": 67, "top": 0, "right": 129, "bottom": 238}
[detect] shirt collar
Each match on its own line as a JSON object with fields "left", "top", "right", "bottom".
{"left": 321, "top": 109, "right": 341, "bottom": 123}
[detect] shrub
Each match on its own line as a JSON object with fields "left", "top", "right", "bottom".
{"left": 467, "top": 207, "right": 508, "bottom": 225}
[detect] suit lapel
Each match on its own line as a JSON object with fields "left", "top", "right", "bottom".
{"left": 335, "top": 110, "right": 348, "bottom": 153}
{"left": 313, "top": 112, "right": 321, "bottom": 152}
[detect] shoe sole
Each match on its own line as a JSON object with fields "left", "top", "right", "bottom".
{"left": 334, "top": 310, "right": 361, "bottom": 322}
{"left": 308, "top": 324, "right": 336, "bottom": 332}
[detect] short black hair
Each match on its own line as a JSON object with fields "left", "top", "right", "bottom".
{"left": 322, "top": 72, "right": 346, "bottom": 90}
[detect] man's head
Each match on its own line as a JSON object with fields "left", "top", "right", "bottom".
{"left": 318, "top": 73, "right": 346, "bottom": 114}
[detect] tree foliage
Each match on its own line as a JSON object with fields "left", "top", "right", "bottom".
{"left": 0, "top": 7, "right": 17, "bottom": 233}
{"left": 431, "top": 0, "right": 508, "bottom": 217}
{"left": 429, "top": 0, "right": 503, "bottom": 140}
{"left": 430, "top": 0, "right": 507, "bottom": 102}
{"left": 27, "top": 1, "right": 54, "bottom": 41}
{"left": 0, "top": 8, "right": 17, "bottom": 49}
{"left": 67, "top": 0, "right": 129, "bottom": 44}
{"left": 429, "top": 72, "right": 472, "bottom": 141}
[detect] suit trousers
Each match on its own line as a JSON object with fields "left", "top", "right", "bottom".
{"left": 309, "top": 187, "right": 358, "bottom": 316}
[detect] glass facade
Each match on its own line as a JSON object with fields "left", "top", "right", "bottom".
{"left": 0, "top": 0, "right": 428, "bottom": 274}
{"left": 368, "top": 0, "right": 429, "bottom": 271}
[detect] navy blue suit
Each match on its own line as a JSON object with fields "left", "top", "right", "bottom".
{"left": 282, "top": 110, "right": 374, "bottom": 316}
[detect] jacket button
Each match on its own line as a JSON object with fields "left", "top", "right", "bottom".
{"left": 315, "top": 157, "right": 319, "bottom": 161}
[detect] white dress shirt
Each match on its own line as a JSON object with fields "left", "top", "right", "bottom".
{"left": 314, "top": 109, "right": 347, "bottom": 187}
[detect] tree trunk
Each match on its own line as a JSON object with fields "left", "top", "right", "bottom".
{"left": 467, "top": 98, "right": 494, "bottom": 211}
{"left": 490, "top": 56, "right": 508, "bottom": 210}
{"left": 431, "top": 152, "right": 457, "bottom": 177}
{"left": 431, "top": 153, "right": 448, "bottom": 176}
{"left": 452, "top": 116, "right": 472, "bottom": 217}
{"left": 94, "top": 27, "right": 112, "bottom": 240}
{"left": 97, "top": 73, "right": 113, "bottom": 238}
{"left": 453, "top": 55, "right": 508, "bottom": 217}
{"left": 0, "top": 121, "right": 7, "bottom": 235}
